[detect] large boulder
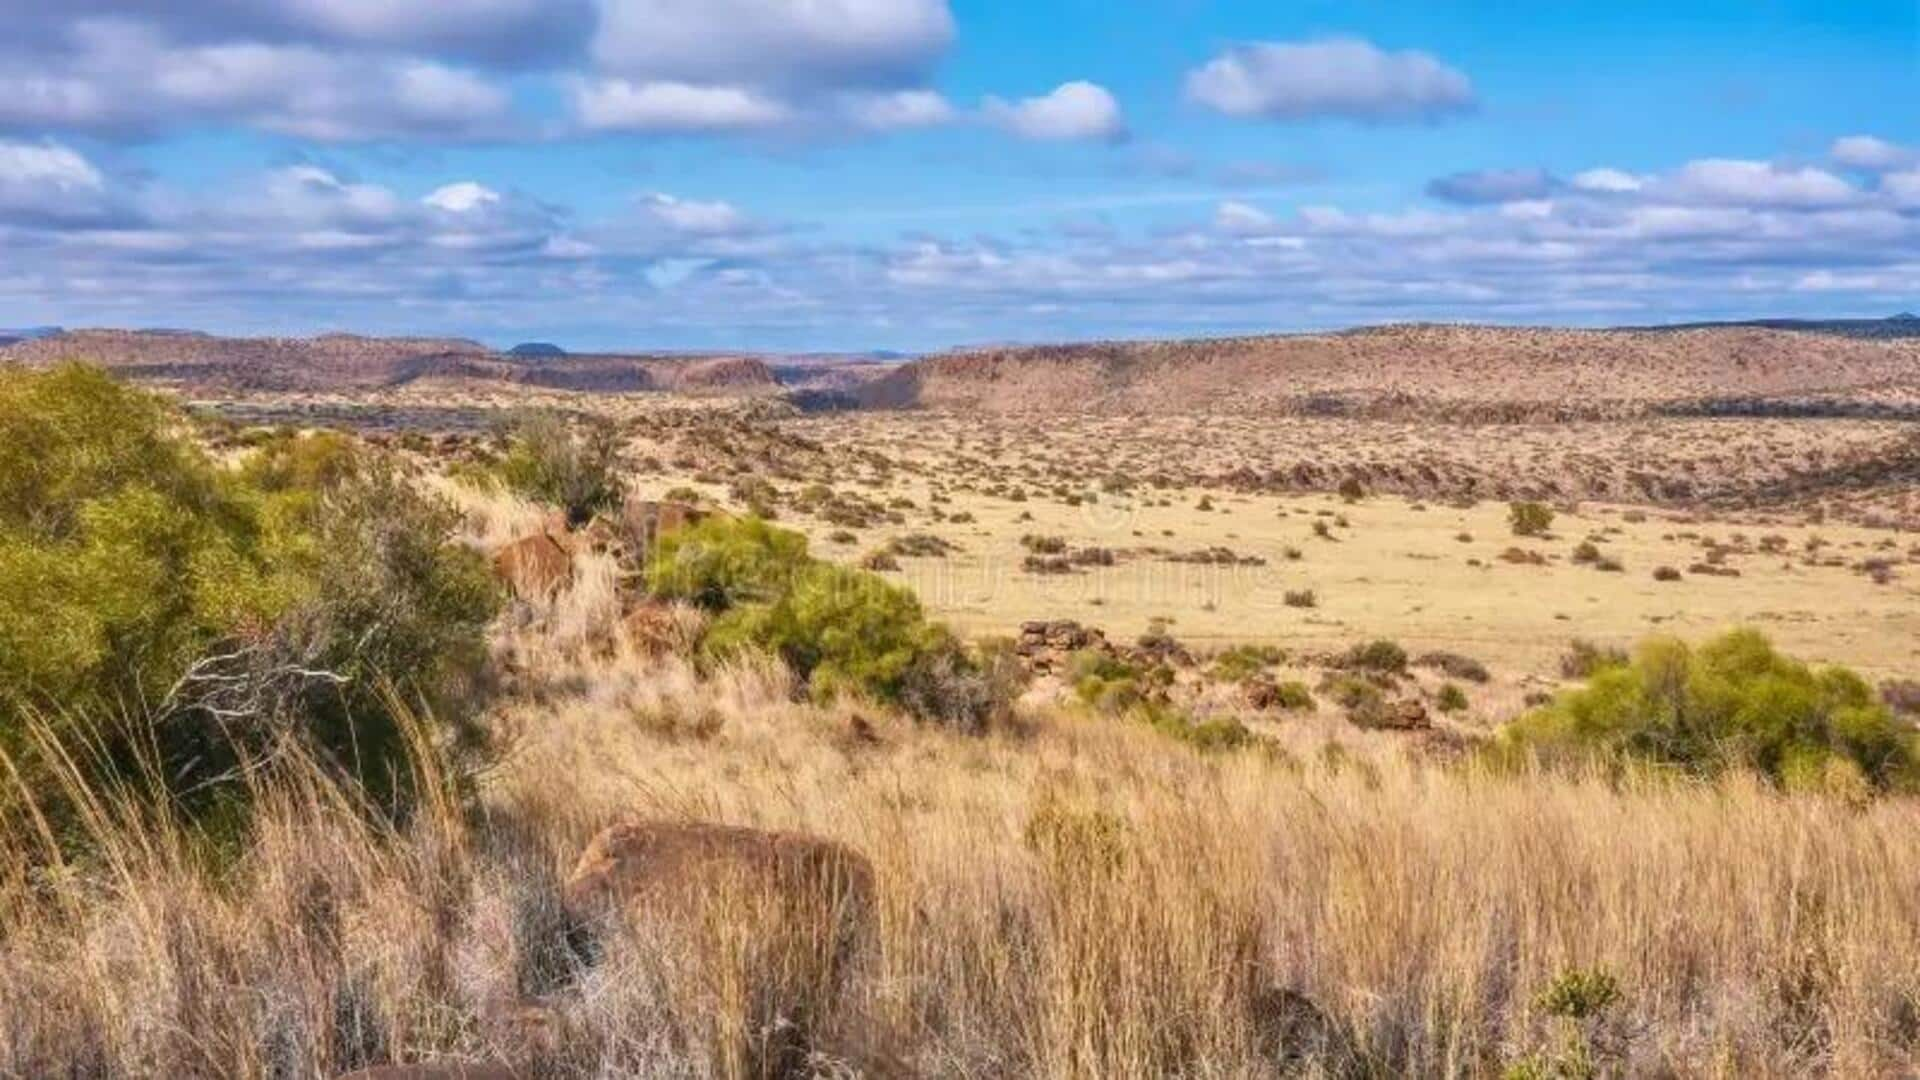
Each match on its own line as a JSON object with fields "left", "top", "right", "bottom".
{"left": 491, "top": 532, "right": 574, "bottom": 601}
{"left": 564, "top": 819, "right": 873, "bottom": 935}
{"left": 563, "top": 819, "right": 877, "bottom": 1076}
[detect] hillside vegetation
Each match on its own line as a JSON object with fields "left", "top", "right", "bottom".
{"left": 1, "top": 366, "right": 1918, "bottom": 1077}
{"left": 861, "top": 324, "right": 1920, "bottom": 419}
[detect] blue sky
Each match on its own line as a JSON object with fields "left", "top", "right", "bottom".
{"left": 0, "top": 0, "right": 1915, "bottom": 351}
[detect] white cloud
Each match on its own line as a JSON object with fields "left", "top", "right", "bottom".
{"left": 423, "top": 181, "right": 501, "bottom": 213}
{"left": 571, "top": 78, "right": 791, "bottom": 132}
{"left": 0, "top": 139, "right": 103, "bottom": 193}
{"left": 590, "top": 0, "right": 953, "bottom": 91}
{"left": 639, "top": 192, "right": 751, "bottom": 235}
{"left": 1831, "top": 135, "right": 1913, "bottom": 171}
{"left": 1213, "top": 200, "right": 1275, "bottom": 234}
{"left": 1184, "top": 38, "right": 1474, "bottom": 123}
{"left": 1882, "top": 170, "right": 1920, "bottom": 208}
{"left": 844, "top": 89, "right": 955, "bottom": 131}
{"left": 985, "top": 81, "right": 1125, "bottom": 142}
{"left": 1571, "top": 168, "right": 1644, "bottom": 194}
{"left": 0, "top": 25, "right": 513, "bottom": 140}
{"left": 0, "top": 139, "right": 119, "bottom": 225}
{"left": 1665, "top": 159, "right": 1858, "bottom": 208}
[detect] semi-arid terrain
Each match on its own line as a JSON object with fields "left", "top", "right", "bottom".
{"left": 4, "top": 321, "right": 1920, "bottom": 1077}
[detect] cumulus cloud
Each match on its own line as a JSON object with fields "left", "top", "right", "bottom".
{"left": 0, "top": 21, "right": 514, "bottom": 140}
{"left": 1830, "top": 135, "right": 1913, "bottom": 172}
{"left": 1426, "top": 168, "right": 1555, "bottom": 205}
{"left": 569, "top": 1, "right": 966, "bottom": 136}
{"left": 6, "top": 130, "right": 1915, "bottom": 350}
{"left": 570, "top": 79, "right": 791, "bottom": 133}
{"left": 638, "top": 192, "right": 752, "bottom": 235}
{"left": 843, "top": 89, "right": 956, "bottom": 131}
{"left": 1184, "top": 38, "right": 1475, "bottom": 123}
{"left": 985, "top": 82, "right": 1126, "bottom": 142}
{"left": 1663, "top": 159, "right": 1859, "bottom": 208}
{"left": 1213, "top": 200, "right": 1277, "bottom": 234}
{"left": 590, "top": 0, "right": 953, "bottom": 91}
{"left": 1570, "top": 168, "right": 1644, "bottom": 194}
{"left": 0, "top": 139, "right": 128, "bottom": 226}
{"left": 423, "top": 181, "right": 502, "bottom": 214}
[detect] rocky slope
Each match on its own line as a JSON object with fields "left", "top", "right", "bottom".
{"left": 858, "top": 323, "right": 1920, "bottom": 419}
{"left": 0, "top": 329, "right": 780, "bottom": 396}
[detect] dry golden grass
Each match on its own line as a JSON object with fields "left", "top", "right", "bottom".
{"left": 6, "top": 526, "right": 1920, "bottom": 1078}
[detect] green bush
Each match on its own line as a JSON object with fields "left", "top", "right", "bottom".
{"left": 653, "top": 515, "right": 1011, "bottom": 723}
{"left": 494, "top": 409, "right": 625, "bottom": 525}
{"left": 703, "top": 562, "right": 947, "bottom": 703}
{"left": 1509, "top": 501, "right": 1555, "bottom": 537}
{"left": 1503, "top": 629, "right": 1919, "bottom": 794}
{"left": 0, "top": 366, "right": 500, "bottom": 828}
{"left": 647, "top": 515, "right": 812, "bottom": 611}
{"left": 1437, "top": 683, "right": 1470, "bottom": 713}
{"left": 1270, "top": 680, "right": 1316, "bottom": 711}
{"left": 1338, "top": 639, "right": 1409, "bottom": 675}
{"left": 1210, "top": 644, "right": 1284, "bottom": 683}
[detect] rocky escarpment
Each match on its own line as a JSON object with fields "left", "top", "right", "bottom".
{"left": 0, "top": 329, "right": 780, "bottom": 397}
{"left": 857, "top": 324, "right": 1920, "bottom": 420}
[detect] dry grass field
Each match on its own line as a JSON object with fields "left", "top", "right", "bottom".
{"left": 6, "top": 357, "right": 1920, "bottom": 1078}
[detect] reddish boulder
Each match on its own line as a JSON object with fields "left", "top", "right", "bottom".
{"left": 491, "top": 533, "right": 574, "bottom": 601}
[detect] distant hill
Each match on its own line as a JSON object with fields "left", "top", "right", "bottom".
{"left": 508, "top": 342, "right": 567, "bottom": 357}
{"left": 0, "top": 329, "right": 779, "bottom": 397}
{"left": 1630, "top": 314, "right": 1920, "bottom": 340}
{"left": 858, "top": 323, "right": 1920, "bottom": 419}
{"left": 0, "top": 326, "right": 62, "bottom": 347}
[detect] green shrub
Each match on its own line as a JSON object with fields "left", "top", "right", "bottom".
{"left": 495, "top": 409, "right": 625, "bottom": 525}
{"left": 647, "top": 515, "right": 812, "bottom": 611}
{"left": 0, "top": 367, "right": 499, "bottom": 828}
{"left": 1338, "top": 639, "right": 1409, "bottom": 675}
{"left": 1270, "top": 680, "right": 1316, "bottom": 711}
{"left": 1134, "top": 702, "right": 1260, "bottom": 753}
{"left": 1437, "top": 683, "right": 1469, "bottom": 713}
{"left": 1503, "top": 629, "right": 1919, "bottom": 794}
{"left": 1070, "top": 651, "right": 1148, "bottom": 714}
{"left": 1210, "top": 644, "right": 1284, "bottom": 683}
{"left": 1536, "top": 968, "right": 1621, "bottom": 1020}
{"left": 1509, "top": 501, "right": 1555, "bottom": 537}
{"left": 655, "top": 515, "right": 1008, "bottom": 722}
{"left": 703, "top": 561, "right": 950, "bottom": 705}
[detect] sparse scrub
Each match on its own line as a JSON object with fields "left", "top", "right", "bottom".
{"left": 1509, "top": 500, "right": 1555, "bottom": 537}
{"left": 495, "top": 409, "right": 625, "bottom": 526}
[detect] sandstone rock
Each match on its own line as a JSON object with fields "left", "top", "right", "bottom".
{"left": 491, "top": 533, "right": 573, "bottom": 601}
{"left": 563, "top": 819, "right": 874, "bottom": 955}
